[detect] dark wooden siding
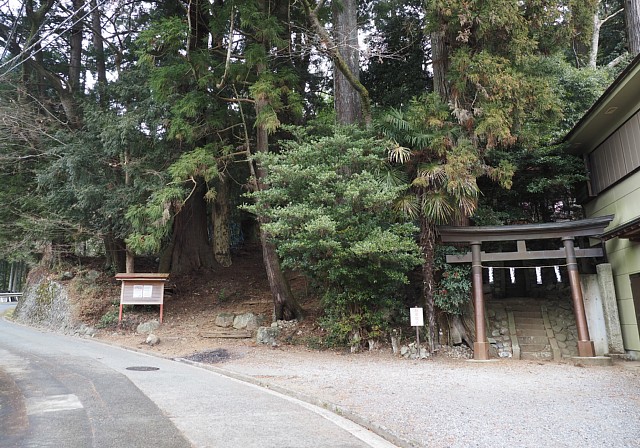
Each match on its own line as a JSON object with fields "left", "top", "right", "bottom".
{"left": 588, "top": 110, "right": 640, "bottom": 194}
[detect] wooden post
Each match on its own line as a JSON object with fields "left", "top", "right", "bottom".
{"left": 562, "top": 237, "right": 595, "bottom": 357}
{"left": 471, "top": 241, "right": 489, "bottom": 360}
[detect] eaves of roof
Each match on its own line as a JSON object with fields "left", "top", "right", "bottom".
{"left": 564, "top": 53, "right": 640, "bottom": 155}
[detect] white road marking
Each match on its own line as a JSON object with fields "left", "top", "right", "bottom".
{"left": 26, "top": 394, "right": 83, "bottom": 415}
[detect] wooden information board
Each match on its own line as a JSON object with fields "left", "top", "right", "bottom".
{"left": 115, "top": 273, "right": 170, "bottom": 323}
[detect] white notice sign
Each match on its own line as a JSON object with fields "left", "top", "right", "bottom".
{"left": 133, "top": 285, "right": 153, "bottom": 299}
{"left": 133, "top": 285, "right": 144, "bottom": 298}
{"left": 410, "top": 307, "right": 424, "bottom": 327}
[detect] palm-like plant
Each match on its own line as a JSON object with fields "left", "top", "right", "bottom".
{"left": 380, "top": 94, "right": 513, "bottom": 352}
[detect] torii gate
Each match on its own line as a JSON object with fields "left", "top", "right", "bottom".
{"left": 438, "top": 215, "right": 614, "bottom": 361}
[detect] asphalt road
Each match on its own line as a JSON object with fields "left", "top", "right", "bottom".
{"left": 0, "top": 305, "right": 395, "bottom": 448}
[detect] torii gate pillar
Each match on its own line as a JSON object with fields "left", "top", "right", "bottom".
{"left": 471, "top": 241, "right": 490, "bottom": 360}
{"left": 562, "top": 237, "right": 596, "bottom": 357}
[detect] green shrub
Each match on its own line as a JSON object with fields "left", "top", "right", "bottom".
{"left": 97, "top": 308, "right": 119, "bottom": 328}
{"left": 245, "top": 127, "right": 421, "bottom": 347}
{"left": 434, "top": 246, "right": 472, "bottom": 315}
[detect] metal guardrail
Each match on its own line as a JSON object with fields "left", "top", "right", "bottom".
{"left": 0, "top": 292, "right": 22, "bottom": 302}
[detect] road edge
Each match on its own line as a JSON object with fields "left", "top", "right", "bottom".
{"left": 2, "top": 316, "right": 417, "bottom": 448}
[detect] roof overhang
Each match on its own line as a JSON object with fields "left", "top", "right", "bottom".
{"left": 600, "top": 216, "right": 640, "bottom": 242}
{"left": 565, "top": 54, "right": 640, "bottom": 155}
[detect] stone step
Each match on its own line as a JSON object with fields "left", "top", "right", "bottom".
{"left": 507, "top": 304, "right": 543, "bottom": 309}
{"left": 199, "top": 329, "right": 253, "bottom": 338}
{"left": 514, "top": 320, "right": 545, "bottom": 328}
{"left": 518, "top": 336, "right": 549, "bottom": 344}
{"left": 514, "top": 315, "right": 544, "bottom": 321}
{"left": 513, "top": 313, "right": 542, "bottom": 320}
{"left": 520, "top": 343, "right": 550, "bottom": 352}
{"left": 512, "top": 311, "right": 543, "bottom": 318}
{"left": 521, "top": 351, "right": 553, "bottom": 361}
{"left": 516, "top": 329, "right": 548, "bottom": 337}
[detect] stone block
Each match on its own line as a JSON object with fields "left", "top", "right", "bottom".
{"left": 146, "top": 333, "right": 160, "bottom": 346}
{"left": 137, "top": 320, "right": 160, "bottom": 334}
{"left": 556, "top": 333, "right": 567, "bottom": 342}
{"left": 215, "top": 313, "right": 235, "bottom": 328}
{"left": 233, "top": 313, "right": 264, "bottom": 330}
{"left": 597, "top": 263, "right": 625, "bottom": 354}
{"left": 256, "top": 326, "right": 280, "bottom": 344}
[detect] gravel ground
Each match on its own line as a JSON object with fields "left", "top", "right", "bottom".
{"left": 192, "top": 346, "right": 640, "bottom": 448}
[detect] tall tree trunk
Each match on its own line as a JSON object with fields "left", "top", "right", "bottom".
{"left": 419, "top": 214, "right": 438, "bottom": 353}
{"left": 626, "top": 0, "right": 640, "bottom": 56}
{"left": 15, "top": 262, "right": 26, "bottom": 291}
{"left": 212, "top": 174, "right": 232, "bottom": 267}
{"left": 8, "top": 263, "right": 16, "bottom": 292}
{"left": 332, "top": 0, "right": 361, "bottom": 125}
{"left": 430, "top": 29, "right": 450, "bottom": 103}
{"left": 0, "top": 261, "right": 6, "bottom": 290}
{"left": 259, "top": 226, "right": 302, "bottom": 320}
{"left": 303, "top": 0, "right": 371, "bottom": 125}
{"left": 125, "top": 252, "right": 135, "bottom": 273}
{"left": 103, "top": 233, "right": 126, "bottom": 272}
{"left": 158, "top": 237, "right": 176, "bottom": 273}
{"left": 90, "top": 0, "right": 107, "bottom": 101}
{"left": 123, "top": 148, "right": 135, "bottom": 273}
{"left": 168, "top": 181, "right": 215, "bottom": 274}
{"left": 69, "top": 0, "right": 84, "bottom": 93}
{"left": 590, "top": 3, "right": 624, "bottom": 68}
{"left": 589, "top": 11, "right": 602, "bottom": 68}
{"left": 254, "top": 55, "right": 303, "bottom": 320}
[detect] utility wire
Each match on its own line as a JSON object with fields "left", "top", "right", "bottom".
{"left": 0, "top": 5, "right": 94, "bottom": 74}
{"left": 0, "top": 4, "right": 89, "bottom": 72}
{"left": 0, "top": 1, "right": 26, "bottom": 62}
{"left": 0, "top": 0, "right": 108, "bottom": 79}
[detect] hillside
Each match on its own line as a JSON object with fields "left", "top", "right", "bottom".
{"left": 14, "top": 245, "right": 327, "bottom": 358}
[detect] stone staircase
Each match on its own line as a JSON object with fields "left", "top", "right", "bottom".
{"left": 486, "top": 298, "right": 578, "bottom": 360}
{"left": 511, "top": 305, "right": 553, "bottom": 361}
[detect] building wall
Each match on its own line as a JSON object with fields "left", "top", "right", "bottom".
{"left": 585, "top": 174, "right": 640, "bottom": 351}
{"left": 588, "top": 110, "right": 640, "bottom": 194}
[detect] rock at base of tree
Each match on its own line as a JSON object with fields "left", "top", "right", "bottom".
{"left": 400, "top": 342, "right": 430, "bottom": 359}
{"left": 146, "top": 334, "right": 160, "bottom": 346}
{"left": 137, "top": 320, "right": 160, "bottom": 334}
{"left": 256, "top": 326, "right": 280, "bottom": 345}
{"left": 233, "top": 313, "right": 264, "bottom": 331}
{"left": 214, "top": 313, "right": 235, "bottom": 328}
